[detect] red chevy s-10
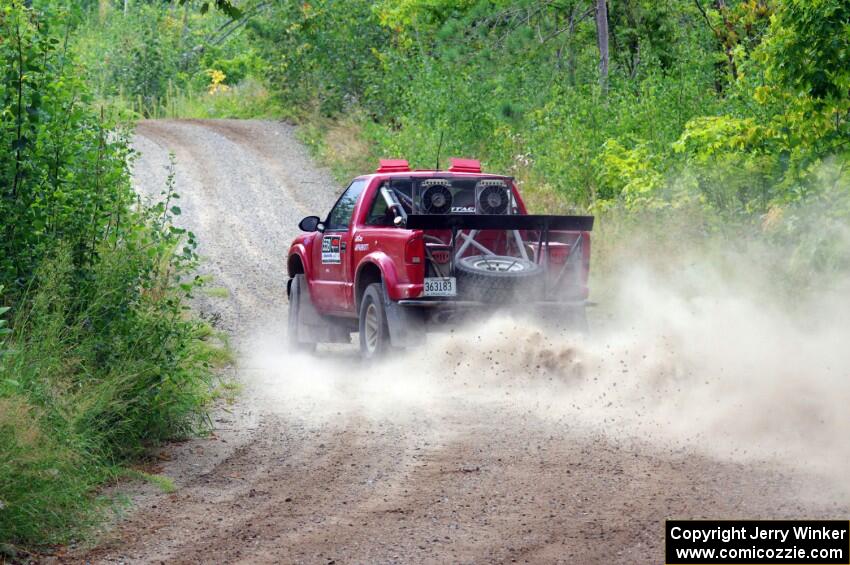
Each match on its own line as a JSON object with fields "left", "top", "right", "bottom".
{"left": 287, "top": 158, "right": 593, "bottom": 358}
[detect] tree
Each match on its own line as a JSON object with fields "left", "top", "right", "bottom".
{"left": 595, "top": 0, "right": 609, "bottom": 91}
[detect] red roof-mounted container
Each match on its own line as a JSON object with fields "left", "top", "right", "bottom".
{"left": 448, "top": 158, "right": 481, "bottom": 173}
{"left": 376, "top": 159, "right": 410, "bottom": 173}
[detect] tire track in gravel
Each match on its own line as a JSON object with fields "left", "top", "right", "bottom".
{"left": 73, "top": 119, "right": 848, "bottom": 565}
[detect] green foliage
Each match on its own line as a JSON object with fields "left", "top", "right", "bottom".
{"left": 0, "top": 179, "right": 217, "bottom": 547}
{"left": 70, "top": 0, "right": 272, "bottom": 118}
{"left": 0, "top": 4, "right": 131, "bottom": 290}
{"left": 162, "top": 77, "right": 285, "bottom": 120}
{"left": 598, "top": 140, "right": 666, "bottom": 211}
{"left": 72, "top": 4, "right": 196, "bottom": 115}
{"left": 252, "top": 0, "right": 392, "bottom": 116}
{"left": 194, "top": 0, "right": 242, "bottom": 19}
{"left": 674, "top": 0, "right": 850, "bottom": 213}
{"left": 252, "top": 0, "right": 719, "bottom": 205}
{"left": 119, "top": 468, "right": 177, "bottom": 494}
{"left": 244, "top": 0, "right": 849, "bottom": 283}
{"left": 0, "top": 394, "right": 106, "bottom": 545}
{"left": 759, "top": 0, "right": 850, "bottom": 103}
{"left": 56, "top": 0, "right": 850, "bottom": 236}
{"left": 0, "top": 3, "right": 219, "bottom": 547}
{"left": 673, "top": 115, "right": 782, "bottom": 214}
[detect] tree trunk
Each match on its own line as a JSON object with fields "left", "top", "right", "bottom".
{"left": 595, "top": 0, "right": 609, "bottom": 93}
{"left": 567, "top": 8, "right": 577, "bottom": 85}
{"left": 715, "top": 0, "right": 738, "bottom": 81}
{"left": 124, "top": 0, "right": 129, "bottom": 16}
{"left": 182, "top": 1, "right": 190, "bottom": 43}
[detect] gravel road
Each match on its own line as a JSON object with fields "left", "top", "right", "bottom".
{"left": 75, "top": 119, "right": 847, "bottom": 565}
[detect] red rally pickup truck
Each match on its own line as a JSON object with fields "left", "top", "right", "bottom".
{"left": 286, "top": 158, "right": 594, "bottom": 358}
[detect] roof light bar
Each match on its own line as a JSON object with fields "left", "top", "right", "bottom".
{"left": 448, "top": 158, "right": 481, "bottom": 173}
{"left": 376, "top": 159, "right": 410, "bottom": 173}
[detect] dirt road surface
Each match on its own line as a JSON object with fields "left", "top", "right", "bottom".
{"left": 74, "top": 120, "right": 847, "bottom": 564}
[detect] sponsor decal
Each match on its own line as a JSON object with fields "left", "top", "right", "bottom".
{"left": 354, "top": 243, "right": 369, "bottom": 252}
{"left": 451, "top": 206, "right": 475, "bottom": 213}
{"left": 321, "top": 235, "right": 341, "bottom": 264}
{"left": 354, "top": 235, "right": 364, "bottom": 242}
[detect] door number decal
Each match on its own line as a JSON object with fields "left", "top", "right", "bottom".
{"left": 321, "top": 235, "right": 342, "bottom": 264}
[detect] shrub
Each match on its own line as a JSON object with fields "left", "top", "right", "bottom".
{"left": 0, "top": 4, "right": 219, "bottom": 547}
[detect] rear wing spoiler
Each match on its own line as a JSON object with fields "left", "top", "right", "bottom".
{"left": 405, "top": 214, "right": 594, "bottom": 231}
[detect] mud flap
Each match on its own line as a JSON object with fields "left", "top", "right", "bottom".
{"left": 381, "top": 285, "right": 425, "bottom": 348}
{"left": 295, "top": 280, "right": 351, "bottom": 344}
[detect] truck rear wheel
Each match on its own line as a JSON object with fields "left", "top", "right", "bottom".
{"left": 359, "top": 283, "right": 390, "bottom": 359}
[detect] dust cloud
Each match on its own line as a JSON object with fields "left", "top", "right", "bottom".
{"left": 242, "top": 239, "right": 850, "bottom": 492}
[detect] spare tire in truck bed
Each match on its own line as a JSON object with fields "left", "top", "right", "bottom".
{"left": 455, "top": 254, "right": 543, "bottom": 303}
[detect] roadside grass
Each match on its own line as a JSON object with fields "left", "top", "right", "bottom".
{"left": 163, "top": 78, "right": 289, "bottom": 120}
{"left": 196, "top": 326, "right": 235, "bottom": 369}
{"left": 0, "top": 243, "right": 228, "bottom": 547}
{"left": 202, "top": 286, "right": 230, "bottom": 298}
{"left": 212, "top": 378, "right": 243, "bottom": 406}
{"left": 196, "top": 274, "right": 229, "bottom": 298}
{"left": 119, "top": 469, "right": 177, "bottom": 494}
{"left": 0, "top": 4, "right": 235, "bottom": 551}
{"left": 101, "top": 78, "right": 291, "bottom": 122}
{"left": 0, "top": 396, "right": 106, "bottom": 545}
{"left": 296, "top": 109, "right": 379, "bottom": 183}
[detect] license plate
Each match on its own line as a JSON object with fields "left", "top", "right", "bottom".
{"left": 424, "top": 277, "right": 456, "bottom": 297}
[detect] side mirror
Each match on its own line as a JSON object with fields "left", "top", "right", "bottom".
{"left": 298, "top": 215, "right": 322, "bottom": 232}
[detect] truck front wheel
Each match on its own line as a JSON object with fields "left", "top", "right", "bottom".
{"left": 288, "top": 274, "right": 316, "bottom": 352}
{"left": 359, "top": 283, "right": 390, "bottom": 359}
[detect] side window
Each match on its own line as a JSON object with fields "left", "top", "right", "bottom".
{"left": 366, "top": 186, "right": 392, "bottom": 226}
{"left": 365, "top": 180, "right": 414, "bottom": 226}
{"left": 325, "top": 179, "right": 366, "bottom": 231}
